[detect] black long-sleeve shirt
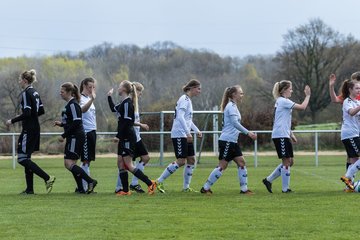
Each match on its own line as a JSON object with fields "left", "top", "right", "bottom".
{"left": 108, "top": 96, "right": 135, "bottom": 141}
{"left": 11, "top": 86, "right": 44, "bottom": 131}
{"left": 61, "top": 98, "right": 84, "bottom": 139}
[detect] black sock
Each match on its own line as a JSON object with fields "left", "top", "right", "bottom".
{"left": 133, "top": 168, "right": 152, "bottom": 186}
{"left": 72, "top": 172, "right": 85, "bottom": 192}
{"left": 347, "top": 162, "right": 351, "bottom": 170}
{"left": 119, "top": 169, "right": 129, "bottom": 192}
{"left": 25, "top": 167, "right": 34, "bottom": 192}
{"left": 70, "top": 165, "right": 93, "bottom": 183}
{"left": 19, "top": 160, "right": 49, "bottom": 182}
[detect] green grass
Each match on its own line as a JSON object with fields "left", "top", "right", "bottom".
{"left": 0, "top": 155, "right": 355, "bottom": 240}
{"left": 295, "top": 122, "right": 340, "bottom": 130}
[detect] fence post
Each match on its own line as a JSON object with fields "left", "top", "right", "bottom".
{"left": 12, "top": 134, "right": 16, "bottom": 170}
{"left": 212, "top": 106, "right": 218, "bottom": 155}
{"left": 194, "top": 133, "right": 197, "bottom": 161}
{"left": 254, "top": 138, "right": 258, "bottom": 168}
{"left": 315, "top": 131, "right": 319, "bottom": 167}
{"left": 159, "top": 111, "right": 164, "bottom": 166}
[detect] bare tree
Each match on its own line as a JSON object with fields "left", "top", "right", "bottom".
{"left": 276, "top": 18, "right": 356, "bottom": 122}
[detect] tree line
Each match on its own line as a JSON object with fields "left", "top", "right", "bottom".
{"left": 0, "top": 18, "right": 358, "bottom": 153}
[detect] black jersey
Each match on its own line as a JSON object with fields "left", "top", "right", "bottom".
{"left": 108, "top": 96, "right": 135, "bottom": 141}
{"left": 11, "top": 86, "right": 44, "bottom": 130}
{"left": 61, "top": 98, "right": 84, "bottom": 139}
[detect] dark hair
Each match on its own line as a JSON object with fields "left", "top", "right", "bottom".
{"left": 220, "top": 85, "right": 242, "bottom": 111}
{"left": 272, "top": 80, "right": 292, "bottom": 99}
{"left": 61, "top": 82, "right": 81, "bottom": 102}
{"left": 20, "top": 69, "right": 37, "bottom": 84}
{"left": 182, "top": 79, "right": 201, "bottom": 92}
{"left": 340, "top": 79, "right": 356, "bottom": 99}
{"left": 80, "top": 77, "right": 96, "bottom": 93}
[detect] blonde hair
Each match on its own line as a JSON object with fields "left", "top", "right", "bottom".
{"left": 121, "top": 80, "right": 138, "bottom": 113}
{"left": 61, "top": 82, "right": 81, "bottom": 102}
{"left": 132, "top": 81, "right": 144, "bottom": 93}
{"left": 182, "top": 79, "right": 201, "bottom": 92}
{"left": 272, "top": 80, "right": 292, "bottom": 99}
{"left": 20, "top": 69, "right": 37, "bottom": 84}
{"left": 220, "top": 85, "right": 242, "bottom": 111}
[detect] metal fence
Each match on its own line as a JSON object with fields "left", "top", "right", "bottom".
{"left": 0, "top": 129, "right": 341, "bottom": 169}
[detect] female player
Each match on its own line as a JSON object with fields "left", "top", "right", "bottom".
{"left": 79, "top": 77, "right": 97, "bottom": 192}
{"left": 54, "top": 82, "right": 97, "bottom": 194}
{"left": 262, "top": 80, "right": 310, "bottom": 193}
{"left": 338, "top": 80, "right": 360, "bottom": 190}
{"left": 108, "top": 80, "right": 156, "bottom": 195}
{"left": 115, "top": 82, "right": 151, "bottom": 193}
{"left": 329, "top": 72, "right": 360, "bottom": 103}
{"left": 329, "top": 73, "right": 360, "bottom": 191}
{"left": 200, "top": 85, "right": 257, "bottom": 194}
{"left": 156, "top": 79, "right": 202, "bottom": 193}
{"left": 6, "top": 69, "right": 55, "bottom": 194}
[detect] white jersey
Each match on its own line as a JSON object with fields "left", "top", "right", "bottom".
{"left": 271, "top": 97, "right": 295, "bottom": 139}
{"left": 134, "top": 112, "right": 141, "bottom": 142}
{"left": 80, "top": 94, "right": 96, "bottom": 132}
{"left": 219, "top": 101, "right": 248, "bottom": 143}
{"left": 171, "top": 94, "right": 198, "bottom": 138}
{"left": 341, "top": 97, "right": 360, "bottom": 140}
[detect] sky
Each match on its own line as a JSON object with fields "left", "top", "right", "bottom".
{"left": 0, "top": 0, "right": 360, "bottom": 58}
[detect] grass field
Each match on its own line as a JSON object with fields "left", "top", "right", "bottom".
{"left": 295, "top": 122, "right": 340, "bottom": 130}
{"left": 0, "top": 154, "right": 356, "bottom": 240}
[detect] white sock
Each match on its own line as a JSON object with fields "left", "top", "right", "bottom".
{"left": 281, "top": 166, "right": 290, "bottom": 192}
{"left": 345, "top": 161, "right": 360, "bottom": 178}
{"left": 266, "top": 163, "right": 282, "bottom": 183}
{"left": 203, "top": 166, "right": 223, "bottom": 190}
{"left": 131, "top": 162, "right": 145, "bottom": 186}
{"left": 115, "top": 171, "right": 123, "bottom": 192}
{"left": 345, "top": 164, "right": 353, "bottom": 179}
{"left": 158, "top": 162, "right": 180, "bottom": 183}
{"left": 238, "top": 166, "right": 248, "bottom": 192}
{"left": 183, "top": 164, "right": 195, "bottom": 189}
{"left": 81, "top": 163, "right": 89, "bottom": 191}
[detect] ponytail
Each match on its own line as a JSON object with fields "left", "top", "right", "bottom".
{"left": 340, "top": 79, "right": 355, "bottom": 100}
{"left": 131, "top": 83, "right": 139, "bottom": 113}
{"left": 272, "top": 82, "right": 280, "bottom": 99}
{"left": 120, "top": 80, "right": 138, "bottom": 113}
{"left": 61, "top": 82, "right": 81, "bottom": 103}
{"left": 272, "top": 80, "right": 292, "bottom": 99}
{"left": 220, "top": 85, "right": 241, "bottom": 111}
{"left": 73, "top": 84, "right": 81, "bottom": 103}
{"left": 80, "top": 77, "right": 96, "bottom": 93}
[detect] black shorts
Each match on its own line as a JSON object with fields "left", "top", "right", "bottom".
{"left": 118, "top": 139, "right": 135, "bottom": 157}
{"left": 273, "top": 138, "right": 294, "bottom": 159}
{"left": 218, "top": 140, "right": 243, "bottom": 162}
{"left": 342, "top": 137, "right": 360, "bottom": 158}
{"left": 17, "top": 129, "right": 40, "bottom": 162}
{"left": 81, "top": 130, "right": 97, "bottom": 162}
{"left": 172, "top": 138, "right": 195, "bottom": 159}
{"left": 64, "top": 134, "right": 84, "bottom": 160}
{"left": 133, "top": 140, "right": 149, "bottom": 160}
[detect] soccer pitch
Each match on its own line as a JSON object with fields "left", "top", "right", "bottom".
{"left": 0, "top": 155, "right": 356, "bottom": 240}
